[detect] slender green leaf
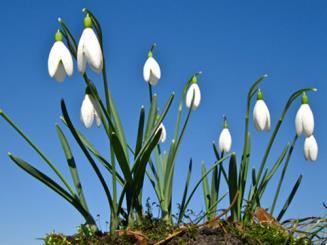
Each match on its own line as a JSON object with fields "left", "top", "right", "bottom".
{"left": 277, "top": 175, "right": 303, "bottom": 221}
{"left": 61, "top": 100, "right": 114, "bottom": 213}
{"left": 0, "top": 111, "right": 75, "bottom": 196}
{"left": 178, "top": 159, "right": 193, "bottom": 223}
{"left": 228, "top": 153, "right": 238, "bottom": 220}
{"left": 271, "top": 135, "right": 298, "bottom": 215}
{"left": 9, "top": 153, "right": 95, "bottom": 225}
{"left": 135, "top": 106, "right": 145, "bottom": 157}
{"left": 56, "top": 125, "right": 89, "bottom": 211}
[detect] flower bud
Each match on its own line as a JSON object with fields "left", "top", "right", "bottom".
{"left": 143, "top": 44, "right": 161, "bottom": 85}
{"left": 185, "top": 82, "right": 201, "bottom": 110}
{"left": 304, "top": 135, "right": 318, "bottom": 161}
{"left": 253, "top": 89, "right": 271, "bottom": 131}
{"left": 48, "top": 30, "right": 73, "bottom": 82}
{"left": 295, "top": 92, "right": 314, "bottom": 137}
{"left": 218, "top": 117, "right": 232, "bottom": 153}
{"left": 77, "top": 15, "right": 103, "bottom": 74}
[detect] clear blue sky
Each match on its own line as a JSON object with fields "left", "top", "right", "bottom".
{"left": 0, "top": 0, "right": 326, "bottom": 244}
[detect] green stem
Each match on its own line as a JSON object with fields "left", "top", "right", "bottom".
{"left": 271, "top": 135, "right": 298, "bottom": 215}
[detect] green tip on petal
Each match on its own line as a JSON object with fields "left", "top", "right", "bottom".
{"left": 85, "top": 87, "right": 92, "bottom": 95}
{"left": 257, "top": 89, "right": 263, "bottom": 100}
{"left": 84, "top": 14, "right": 92, "bottom": 28}
{"left": 223, "top": 116, "right": 229, "bottom": 128}
{"left": 55, "top": 30, "right": 63, "bottom": 42}
{"left": 191, "top": 75, "right": 197, "bottom": 84}
{"left": 302, "top": 92, "right": 308, "bottom": 104}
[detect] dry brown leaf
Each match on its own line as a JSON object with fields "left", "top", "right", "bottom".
{"left": 116, "top": 229, "right": 148, "bottom": 245}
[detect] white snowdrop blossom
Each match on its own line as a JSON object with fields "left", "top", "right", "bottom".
{"left": 48, "top": 31, "right": 73, "bottom": 82}
{"left": 143, "top": 48, "right": 161, "bottom": 85}
{"left": 77, "top": 15, "right": 103, "bottom": 74}
{"left": 218, "top": 118, "right": 232, "bottom": 153}
{"left": 253, "top": 90, "right": 271, "bottom": 131}
{"left": 186, "top": 83, "right": 201, "bottom": 110}
{"left": 157, "top": 123, "right": 167, "bottom": 143}
{"left": 80, "top": 93, "right": 101, "bottom": 128}
{"left": 304, "top": 135, "right": 318, "bottom": 161}
{"left": 295, "top": 93, "right": 314, "bottom": 137}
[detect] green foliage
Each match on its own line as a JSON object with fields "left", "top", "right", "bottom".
{"left": 0, "top": 8, "right": 319, "bottom": 240}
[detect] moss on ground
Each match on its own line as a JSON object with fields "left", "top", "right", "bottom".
{"left": 43, "top": 217, "right": 317, "bottom": 244}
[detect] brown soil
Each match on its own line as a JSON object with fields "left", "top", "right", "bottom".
{"left": 166, "top": 227, "right": 243, "bottom": 245}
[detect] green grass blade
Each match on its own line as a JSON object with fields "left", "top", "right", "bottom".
{"left": 110, "top": 132, "right": 133, "bottom": 183}
{"left": 178, "top": 159, "right": 193, "bottom": 223}
{"left": 0, "top": 111, "right": 75, "bottom": 196}
{"left": 201, "top": 162, "right": 211, "bottom": 220}
{"left": 277, "top": 175, "right": 303, "bottom": 221}
{"left": 271, "top": 135, "right": 298, "bottom": 215}
{"left": 61, "top": 100, "right": 114, "bottom": 213}
{"left": 135, "top": 106, "right": 145, "bottom": 157}
{"left": 56, "top": 125, "right": 89, "bottom": 211}
{"left": 228, "top": 153, "right": 238, "bottom": 220}
{"left": 212, "top": 144, "right": 228, "bottom": 183}
{"left": 132, "top": 93, "right": 174, "bottom": 174}
{"left": 179, "top": 154, "right": 233, "bottom": 222}
{"left": 144, "top": 94, "right": 158, "bottom": 140}
{"left": 63, "top": 119, "right": 125, "bottom": 185}
{"left": 9, "top": 153, "right": 96, "bottom": 225}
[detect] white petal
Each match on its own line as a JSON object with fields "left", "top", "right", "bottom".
{"left": 301, "top": 104, "right": 314, "bottom": 137}
{"left": 158, "top": 123, "right": 166, "bottom": 143}
{"left": 80, "top": 95, "right": 95, "bottom": 128}
{"left": 48, "top": 42, "right": 62, "bottom": 77}
{"left": 295, "top": 106, "right": 304, "bottom": 136}
{"left": 264, "top": 103, "right": 271, "bottom": 131}
{"left": 57, "top": 41, "right": 73, "bottom": 76}
{"left": 219, "top": 128, "right": 232, "bottom": 153}
{"left": 185, "top": 83, "right": 201, "bottom": 110}
{"left": 304, "top": 135, "right": 318, "bottom": 161}
{"left": 77, "top": 31, "right": 88, "bottom": 74}
{"left": 53, "top": 63, "right": 66, "bottom": 82}
{"left": 83, "top": 28, "right": 103, "bottom": 73}
{"left": 253, "top": 100, "right": 269, "bottom": 131}
{"left": 143, "top": 57, "right": 161, "bottom": 84}
{"left": 95, "top": 110, "right": 101, "bottom": 127}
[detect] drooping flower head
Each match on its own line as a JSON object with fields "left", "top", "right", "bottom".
{"left": 143, "top": 44, "right": 161, "bottom": 86}
{"left": 185, "top": 74, "right": 201, "bottom": 110}
{"left": 295, "top": 92, "right": 314, "bottom": 137}
{"left": 48, "top": 30, "right": 73, "bottom": 82}
{"left": 80, "top": 88, "right": 101, "bottom": 128}
{"left": 77, "top": 14, "right": 103, "bottom": 74}
{"left": 304, "top": 135, "right": 318, "bottom": 161}
{"left": 157, "top": 123, "right": 167, "bottom": 143}
{"left": 218, "top": 116, "right": 232, "bottom": 153}
{"left": 253, "top": 89, "right": 271, "bottom": 131}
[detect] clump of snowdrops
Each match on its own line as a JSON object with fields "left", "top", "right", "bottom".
{"left": 0, "top": 9, "right": 319, "bottom": 235}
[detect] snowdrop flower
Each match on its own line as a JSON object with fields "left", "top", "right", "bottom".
{"left": 77, "top": 14, "right": 103, "bottom": 74}
{"left": 143, "top": 44, "right": 161, "bottom": 85}
{"left": 218, "top": 117, "right": 232, "bottom": 153}
{"left": 304, "top": 135, "right": 318, "bottom": 161}
{"left": 185, "top": 75, "right": 201, "bottom": 110}
{"left": 48, "top": 30, "right": 73, "bottom": 82}
{"left": 253, "top": 89, "right": 271, "bottom": 131}
{"left": 157, "top": 123, "right": 167, "bottom": 143}
{"left": 295, "top": 92, "right": 314, "bottom": 137}
{"left": 80, "top": 91, "right": 101, "bottom": 128}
